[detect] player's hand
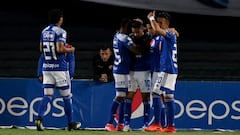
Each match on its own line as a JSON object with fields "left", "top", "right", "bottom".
{"left": 71, "top": 46, "right": 75, "bottom": 52}
{"left": 168, "top": 28, "right": 180, "bottom": 37}
{"left": 108, "top": 65, "right": 113, "bottom": 70}
{"left": 100, "top": 74, "right": 108, "bottom": 82}
{"left": 168, "top": 28, "right": 176, "bottom": 34}
{"left": 147, "top": 11, "right": 155, "bottom": 19}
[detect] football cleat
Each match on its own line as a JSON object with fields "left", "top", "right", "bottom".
{"left": 144, "top": 123, "right": 162, "bottom": 132}
{"left": 35, "top": 117, "right": 44, "bottom": 131}
{"left": 116, "top": 123, "right": 124, "bottom": 131}
{"left": 67, "top": 122, "right": 81, "bottom": 131}
{"left": 105, "top": 124, "right": 117, "bottom": 132}
{"left": 122, "top": 125, "right": 132, "bottom": 132}
{"left": 161, "top": 125, "right": 176, "bottom": 133}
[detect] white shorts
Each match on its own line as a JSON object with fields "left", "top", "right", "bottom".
{"left": 128, "top": 71, "right": 151, "bottom": 93}
{"left": 151, "top": 72, "right": 159, "bottom": 90}
{"left": 43, "top": 71, "right": 71, "bottom": 96}
{"left": 113, "top": 73, "right": 129, "bottom": 97}
{"left": 113, "top": 74, "right": 129, "bottom": 89}
{"left": 152, "top": 72, "right": 177, "bottom": 96}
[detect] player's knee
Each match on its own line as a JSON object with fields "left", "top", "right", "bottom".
{"left": 142, "top": 93, "right": 150, "bottom": 101}
{"left": 62, "top": 95, "right": 72, "bottom": 100}
{"left": 44, "top": 88, "right": 54, "bottom": 95}
{"left": 116, "top": 91, "right": 126, "bottom": 97}
{"left": 43, "top": 95, "right": 53, "bottom": 101}
{"left": 164, "top": 94, "right": 174, "bottom": 99}
{"left": 59, "top": 89, "right": 72, "bottom": 97}
{"left": 126, "top": 92, "right": 135, "bottom": 99}
{"left": 115, "top": 96, "right": 125, "bottom": 102}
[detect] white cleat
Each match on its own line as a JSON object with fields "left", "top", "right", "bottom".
{"left": 123, "top": 125, "right": 132, "bottom": 132}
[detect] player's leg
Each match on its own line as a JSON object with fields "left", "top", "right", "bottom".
{"left": 149, "top": 72, "right": 167, "bottom": 132}
{"left": 144, "top": 72, "right": 163, "bottom": 132}
{"left": 36, "top": 71, "right": 55, "bottom": 131}
{"left": 160, "top": 72, "right": 177, "bottom": 133}
{"left": 123, "top": 71, "right": 137, "bottom": 131}
{"left": 105, "top": 74, "right": 128, "bottom": 132}
{"left": 137, "top": 71, "right": 151, "bottom": 128}
{"left": 55, "top": 71, "right": 75, "bottom": 131}
{"left": 65, "top": 71, "right": 81, "bottom": 130}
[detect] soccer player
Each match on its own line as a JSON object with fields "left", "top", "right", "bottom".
{"left": 104, "top": 18, "right": 140, "bottom": 132}
{"left": 123, "top": 19, "right": 152, "bottom": 131}
{"left": 144, "top": 21, "right": 166, "bottom": 132}
{"left": 147, "top": 11, "right": 178, "bottom": 133}
{"left": 36, "top": 43, "right": 80, "bottom": 130}
{"left": 35, "top": 9, "right": 76, "bottom": 131}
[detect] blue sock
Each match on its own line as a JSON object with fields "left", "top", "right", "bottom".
{"left": 37, "top": 95, "right": 51, "bottom": 118}
{"left": 124, "top": 98, "right": 132, "bottom": 125}
{"left": 161, "top": 105, "right": 166, "bottom": 127}
{"left": 63, "top": 96, "right": 73, "bottom": 123}
{"left": 143, "top": 100, "right": 150, "bottom": 127}
{"left": 108, "top": 99, "right": 119, "bottom": 124}
{"left": 165, "top": 99, "right": 175, "bottom": 126}
{"left": 152, "top": 94, "right": 161, "bottom": 124}
{"left": 118, "top": 100, "right": 124, "bottom": 124}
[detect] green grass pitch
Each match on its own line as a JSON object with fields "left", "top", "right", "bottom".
{"left": 1, "top": 128, "right": 240, "bottom": 135}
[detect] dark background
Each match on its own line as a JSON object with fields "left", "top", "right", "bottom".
{"left": 1, "top": 0, "right": 240, "bottom": 41}
{"left": 0, "top": 0, "right": 240, "bottom": 80}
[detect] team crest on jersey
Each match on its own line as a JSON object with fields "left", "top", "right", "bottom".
{"left": 43, "top": 31, "right": 54, "bottom": 40}
{"left": 150, "top": 39, "right": 155, "bottom": 47}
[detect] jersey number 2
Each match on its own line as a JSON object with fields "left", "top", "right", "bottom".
{"left": 43, "top": 42, "right": 57, "bottom": 60}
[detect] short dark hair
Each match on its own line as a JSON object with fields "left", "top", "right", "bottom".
{"left": 48, "top": 9, "right": 63, "bottom": 24}
{"left": 100, "top": 44, "right": 111, "bottom": 51}
{"left": 156, "top": 11, "right": 171, "bottom": 22}
{"left": 131, "top": 19, "right": 143, "bottom": 29}
{"left": 120, "top": 18, "right": 132, "bottom": 29}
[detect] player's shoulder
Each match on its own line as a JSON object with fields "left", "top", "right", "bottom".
{"left": 53, "top": 26, "right": 66, "bottom": 34}
{"left": 41, "top": 25, "right": 50, "bottom": 33}
{"left": 129, "top": 33, "right": 134, "bottom": 38}
{"left": 116, "top": 32, "right": 129, "bottom": 42}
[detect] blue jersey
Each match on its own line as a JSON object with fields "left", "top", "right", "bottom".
{"left": 37, "top": 52, "right": 75, "bottom": 78}
{"left": 113, "top": 32, "right": 135, "bottom": 74}
{"left": 129, "top": 32, "right": 151, "bottom": 71}
{"left": 149, "top": 35, "right": 164, "bottom": 72}
{"left": 40, "top": 24, "right": 68, "bottom": 71}
{"left": 160, "top": 31, "right": 178, "bottom": 74}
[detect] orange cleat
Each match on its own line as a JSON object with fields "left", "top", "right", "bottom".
{"left": 161, "top": 125, "right": 176, "bottom": 133}
{"left": 105, "top": 124, "right": 117, "bottom": 132}
{"left": 144, "top": 123, "right": 162, "bottom": 132}
{"left": 116, "top": 123, "right": 124, "bottom": 131}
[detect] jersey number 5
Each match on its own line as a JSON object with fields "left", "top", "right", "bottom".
{"left": 172, "top": 43, "right": 178, "bottom": 68}
{"left": 113, "top": 48, "right": 121, "bottom": 65}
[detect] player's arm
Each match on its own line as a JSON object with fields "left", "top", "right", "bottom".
{"left": 67, "top": 53, "right": 75, "bottom": 79}
{"left": 40, "top": 42, "right": 43, "bottom": 52}
{"left": 66, "top": 43, "right": 75, "bottom": 79}
{"left": 56, "top": 42, "right": 75, "bottom": 53}
{"left": 168, "top": 28, "right": 180, "bottom": 37}
{"left": 126, "top": 37, "right": 142, "bottom": 54}
{"left": 128, "top": 45, "right": 142, "bottom": 54}
{"left": 147, "top": 11, "right": 167, "bottom": 37}
{"left": 37, "top": 53, "right": 44, "bottom": 82}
